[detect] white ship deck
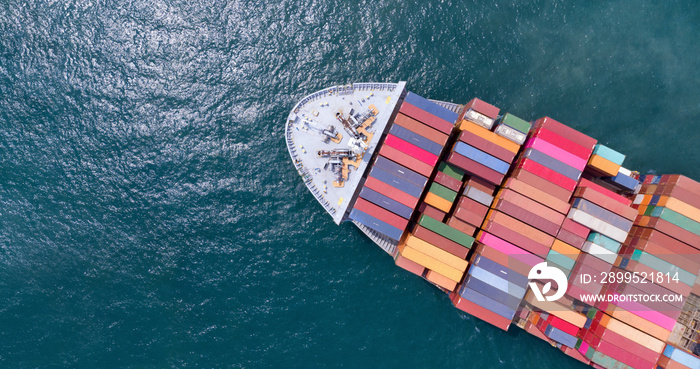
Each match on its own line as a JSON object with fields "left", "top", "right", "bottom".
{"left": 285, "top": 82, "right": 406, "bottom": 224}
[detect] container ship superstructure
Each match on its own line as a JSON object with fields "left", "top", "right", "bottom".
{"left": 285, "top": 82, "right": 700, "bottom": 369}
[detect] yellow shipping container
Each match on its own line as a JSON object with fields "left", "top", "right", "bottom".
{"left": 551, "top": 240, "right": 580, "bottom": 260}
{"left": 424, "top": 192, "right": 453, "bottom": 213}
{"left": 398, "top": 245, "right": 463, "bottom": 282}
{"left": 459, "top": 121, "right": 520, "bottom": 154}
{"left": 426, "top": 270, "right": 458, "bottom": 291}
{"left": 600, "top": 315, "right": 665, "bottom": 353}
{"left": 587, "top": 154, "right": 620, "bottom": 176}
{"left": 405, "top": 235, "right": 469, "bottom": 271}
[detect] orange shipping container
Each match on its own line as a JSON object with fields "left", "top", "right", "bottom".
{"left": 459, "top": 121, "right": 520, "bottom": 153}
{"left": 398, "top": 245, "right": 464, "bottom": 282}
{"left": 426, "top": 270, "right": 458, "bottom": 291}
{"left": 587, "top": 154, "right": 620, "bottom": 176}
{"left": 424, "top": 192, "right": 453, "bottom": 213}
{"left": 404, "top": 235, "right": 469, "bottom": 271}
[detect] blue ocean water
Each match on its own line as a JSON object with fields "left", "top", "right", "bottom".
{"left": 0, "top": 0, "right": 698, "bottom": 367}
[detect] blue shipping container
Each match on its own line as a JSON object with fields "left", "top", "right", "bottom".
{"left": 349, "top": 208, "right": 403, "bottom": 241}
{"left": 404, "top": 92, "right": 459, "bottom": 124}
{"left": 388, "top": 124, "right": 444, "bottom": 156}
{"left": 359, "top": 187, "right": 414, "bottom": 219}
{"left": 374, "top": 156, "right": 428, "bottom": 188}
{"left": 523, "top": 148, "right": 581, "bottom": 181}
{"left": 368, "top": 166, "right": 424, "bottom": 198}
{"left": 453, "top": 142, "right": 510, "bottom": 174}
{"left": 464, "top": 274, "right": 524, "bottom": 310}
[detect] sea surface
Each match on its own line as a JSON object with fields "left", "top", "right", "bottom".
{"left": 0, "top": 1, "right": 698, "bottom": 368}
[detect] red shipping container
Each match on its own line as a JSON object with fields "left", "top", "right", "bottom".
{"left": 451, "top": 295, "right": 511, "bottom": 331}
{"left": 378, "top": 144, "right": 433, "bottom": 177}
{"left": 561, "top": 346, "right": 590, "bottom": 365}
{"left": 482, "top": 220, "right": 550, "bottom": 257}
{"left": 660, "top": 185, "right": 700, "bottom": 210}
{"left": 643, "top": 216, "right": 700, "bottom": 250}
{"left": 476, "top": 243, "right": 533, "bottom": 277}
{"left": 595, "top": 339, "right": 656, "bottom": 369}
{"left": 556, "top": 229, "right": 586, "bottom": 250}
{"left": 395, "top": 254, "right": 425, "bottom": 277}
{"left": 458, "top": 130, "right": 516, "bottom": 163}
{"left": 512, "top": 168, "right": 572, "bottom": 202}
{"left": 573, "top": 186, "right": 638, "bottom": 221}
{"left": 418, "top": 202, "right": 447, "bottom": 222}
{"left": 464, "top": 98, "right": 500, "bottom": 119}
{"left": 434, "top": 171, "right": 462, "bottom": 192}
{"left": 447, "top": 152, "right": 505, "bottom": 185}
{"left": 446, "top": 216, "right": 477, "bottom": 236}
{"left": 547, "top": 314, "right": 580, "bottom": 336}
{"left": 530, "top": 126, "right": 593, "bottom": 161}
{"left": 577, "top": 177, "right": 632, "bottom": 206}
{"left": 393, "top": 113, "right": 449, "bottom": 146}
{"left": 353, "top": 197, "right": 409, "bottom": 230}
{"left": 453, "top": 206, "right": 486, "bottom": 228}
{"left": 399, "top": 102, "right": 453, "bottom": 134}
{"left": 532, "top": 117, "right": 597, "bottom": 150}
{"left": 412, "top": 225, "right": 469, "bottom": 259}
{"left": 628, "top": 262, "right": 692, "bottom": 297}
{"left": 660, "top": 174, "right": 700, "bottom": 195}
{"left": 464, "top": 175, "right": 496, "bottom": 194}
{"left": 384, "top": 134, "right": 439, "bottom": 166}
{"left": 560, "top": 217, "right": 591, "bottom": 239}
{"left": 363, "top": 176, "right": 419, "bottom": 209}
{"left": 518, "top": 158, "right": 577, "bottom": 192}
{"left": 503, "top": 177, "right": 571, "bottom": 215}
{"left": 492, "top": 199, "right": 561, "bottom": 236}
{"left": 457, "top": 196, "right": 489, "bottom": 218}
{"left": 631, "top": 237, "right": 700, "bottom": 276}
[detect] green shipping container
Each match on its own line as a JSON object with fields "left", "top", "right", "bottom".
{"left": 631, "top": 249, "right": 696, "bottom": 286}
{"left": 592, "top": 144, "right": 626, "bottom": 166}
{"left": 500, "top": 113, "right": 531, "bottom": 134}
{"left": 438, "top": 162, "right": 465, "bottom": 181}
{"left": 418, "top": 215, "right": 474, "bottom": 248}
{"left": 429, "top": 182, "right": 458, "bottom": 203}
{"left": 651, "top": 206, "right": 700, "bottom": 236}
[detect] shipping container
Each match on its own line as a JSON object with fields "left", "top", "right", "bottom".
{"left": 378, "top": 144, "right": 434, "bottom": 177}
{"left": 495, "top": 123, "right": 527, "bottom": 144}
{"left": 518, "top": 158, "right": 577, "bottom": 192}
{"left": 424, "top": 192, "right": 453, "bottom": 213}
{"left": 394, "top": 254, "right": 426, "bottom": 277}
{"left": 493, "top": 198, "right": 561, "bottom": 236}
{"left": 458, "top": 286, "right": 517, "bottom": 320}
{"left": 362, "top": 176, "right": 419, "bottom": 209}
{"left": 630, "top": 237, "right": 700, "bottom": 276}
{"left": 503, "top": 177, "right": 571, "bottom": 214}
{"left": 464, "top": 97, "right": 500, "bottom": 119}
{"left": 524, "top": 291, "right": 587, "bottom": 327}
{"left": 460, "top": 121, "right": 521, "bottom": 154}
{"left": 594, "top": 339, "right": 656, "bottom": 369}
{"left": 418, "top": 202, "right": 447, "bottom": 222}
{"left": 359, "top": 186, "right": 414, "bottom": 219}
{"left": 523, "top": 148, "right": 582, "bottom": 181}
{"left": 446, "top": 216, "right": 477, "bottom": 236}
{"left": 631, "top": 250, "right": 696, "bottom": 286}
{"left": 349, "top": 208, "right": 404, "bottom": 241}
{"left": 496, "top": 188, "right": 566, "bottom": 226}
{"left": 471, "top": 255, "right": 529, "bottom": 289}
{"left": 592, "top": 144, "right": 626, "bottom": 165}
{"left": 384, "top": 134, "right": 439, "bottom": 166}
{"left": 453, "top": 142, "right": 510, "bottom": 174}
{"left": 368, "top": 166, "right": 424, "bottom": 198}
{"left": 657, "top": 196, "right": 700, "bottom": 224}
{"left": 545, "top": 326, "right": 578, "bottom": 348}
{"left": 418, "top": 215, "right": 475, "bottom": 248}
{"left": 373, "top": 156, "right": 428, "bottom": 188}
{"left": 429, "top": 182, "right": 458, "bottom": 203}
{"left": 398, "top": 101, "right": 453, "bottom": 134}
{"left": 571, "top": 198, "right": 634, "bottom": 232}
{"left": 393, "top": 113, "right": 449, "bottom": 146}
{"left": 482, "top": 220, "right": 551, "bottom": 257}
{"left": 530, "top": 126, "right": 593, "bottom": 161}
{"left": 651, "top": 207, "right": 700, "bottom": 237}
{"left": 577, "top": 178, "right": 632, "bottom": 206}
{"left": 602, "top": 172, "right": 639, "bottom": 192}
{"left": 644, "top": 216, "right": 700, "bottom": 249}
{"left": 404, "top": 92, "right": 459, "bottom": 124}
{"left": 461, "top": 110, "right": 495, "bottom": 130}
{"left": 525, "top": 137, "right": 587, "bottom": 170}
{"left": 512, "top": 168, "right": 572, "bottom": 202}
{"left": 532, "top": 117, "right": 597, "bottom": 150}
{"left": 609, "top": 305, "right": 672, "bottom": 341}
{"left": 547, "top": 249, "right": 576, "bottom": 271}
{"left": 573, "top": 186, "right": 638, "bottom": 221}
{"left": 353, "top": 197, "right": 409, "bottom": 230}
{"left": 586, "top": 232, "right": 621, "bottom": 253}
{"left": 434, "top": 171, "right": 462, "bottom": 192}
{"left": 664, "top": 345, "right": 700, "bottom": 369}
{"left": 389, "top": 123, "right": 444, "bottom": 155}
{"left": 464, "top": 185, "right": 494, "bottom": 206}
{"left": 448, "top": 152, "right": 505, "bottom": 185}
{"left": 487, "top": 210, "right": 555, "bottom": 251}
{"left": 587, "top": 154, "right": 621, "bottom": 177}
{"left": 567, "top": 209, "right": 628, "bottom": 243}
{"left": 398, "top": 244, "right": 464, "bottom": 282}
{"left": 412, "top": 225, "right": 470, "bottom": 259}
{"left": 556, "top": 229, "right": 586, "bottom": 250}
{"left": 451, "top": 295, "right": 512, "bottom": 331}
{"left": 438, "top": 161, "right": 466, "bottom": 181}
{"left": 478, "top": 232, "right": 545, "bottom": 267}
{"left": 551, "top": 239, "right": 581, "bottom": 260}
{"left": 458, "top": 130, "right": 516, "bottom": 163}
{"left": 464, "top": 272, "right": 524, "bottom": 310}
{"left": 426, "top": 270, "right": 458, "bottom": 291}
{"left": 499, "top": 113, "right": 532, "bottom": 134}
{"left": 465, "top": 176, "right": 497, "bottom": 195}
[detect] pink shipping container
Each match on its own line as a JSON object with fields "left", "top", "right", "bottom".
{"left": 518, "top": 159, "right": 577, "bottom": 192}
{"left": 384, "top": 134, "right": 439, "bottom": 166}
{"left": 525, "top": 137, "right": 587, "bottom": 170}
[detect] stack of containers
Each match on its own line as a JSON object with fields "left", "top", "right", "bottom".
{"left": 658, "top": 344, "right": 700, "bottom": 369}
{"left": 447, "top": 114, "right": 521, "bottom": 187}
{"left": 602, "top": 166, "right": 640, "bottom": 193}
{"left": 450, "top": 233, "right": 541, "bottom": 330}
{"left": 494, "top": 113, "right": 531, "bottom": 145}
{"left": 397, "top": 214, "right": 475, "bottom": 291}
{"left": 458, "top": 98, "right": 500, "bottom": 130}
{"left": 351, "top": 92, "right": 457, "bottom": 244}
{"left": 576, "top": 310, "right": 667, "bottom": 369}
{"left": 587, "top": 144, "right": 625, "bottom": 177}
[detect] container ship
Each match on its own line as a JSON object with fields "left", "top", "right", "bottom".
{"left": 285, "top": 82, "right": 700, "bottom": 369}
